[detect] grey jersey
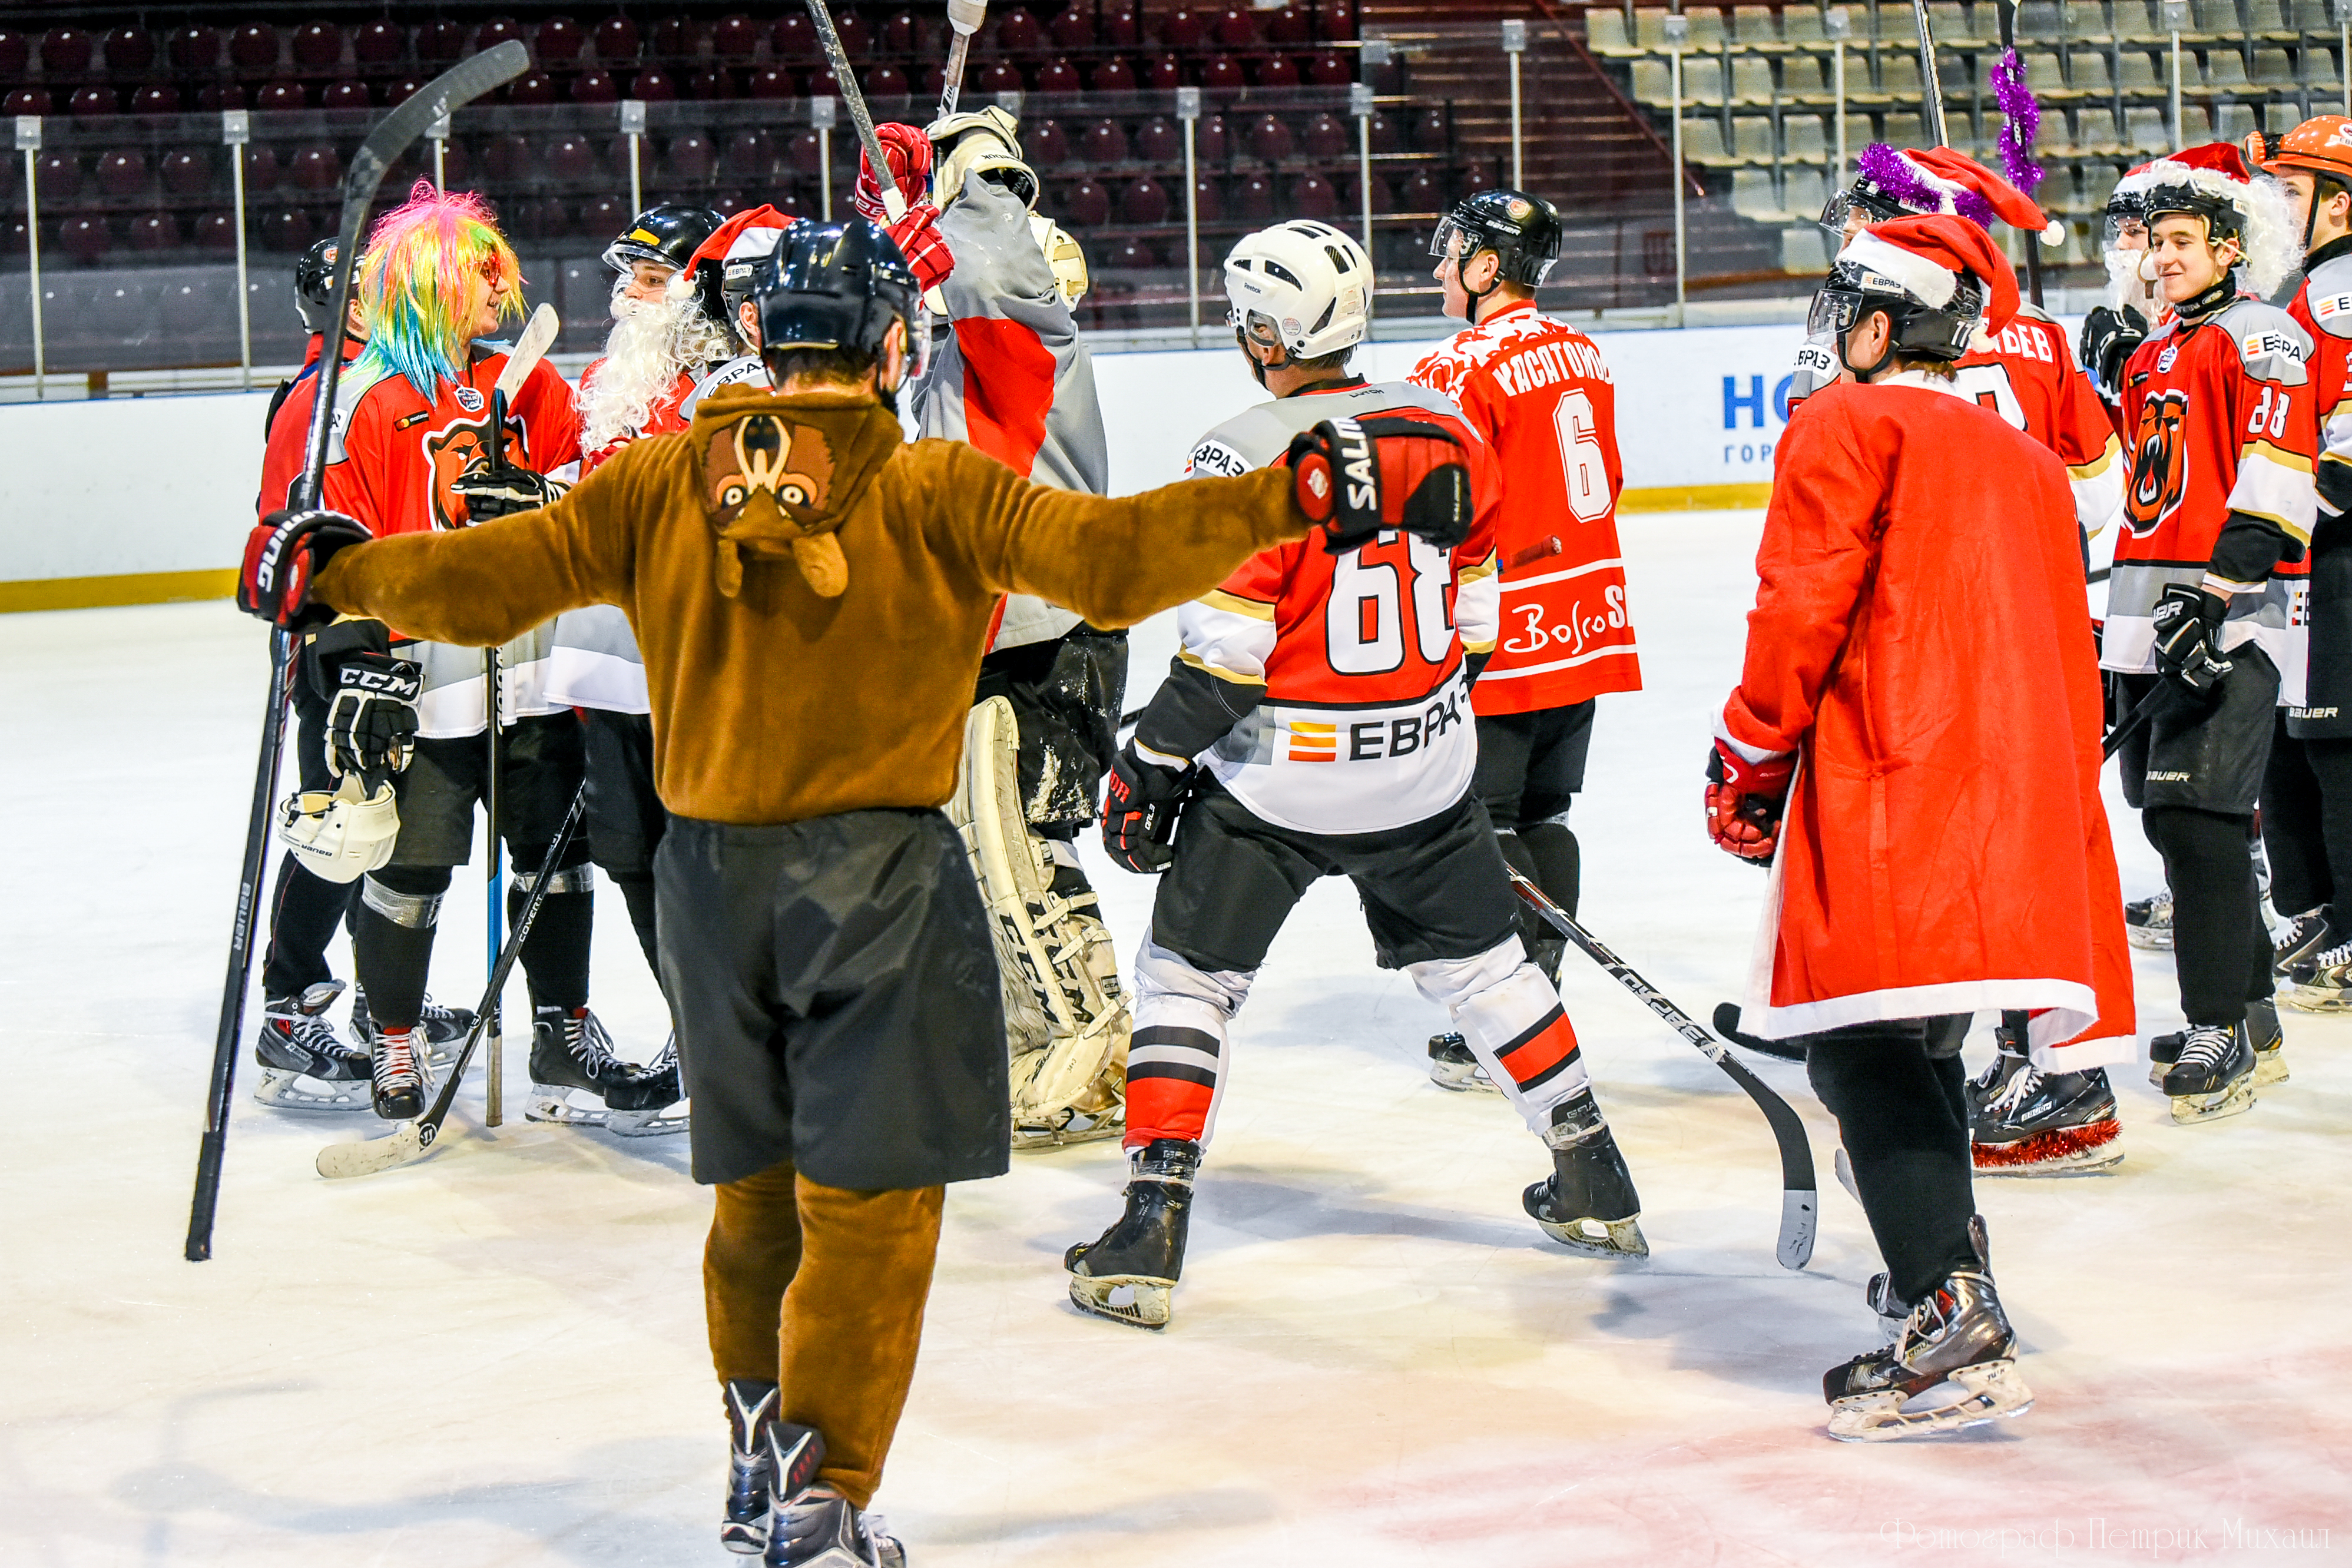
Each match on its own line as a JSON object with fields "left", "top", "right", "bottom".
{"left": 2305, "top": 248, "right": 2352, "bottom": 515}
{"left": 1185, "top": 379, "right": 1463, "bottom": 476}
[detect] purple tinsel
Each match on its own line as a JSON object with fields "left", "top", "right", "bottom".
{"left": 1990, "top": 47, "right": 2046, "bottom": 196}
{"left": 1857, "top": 140, "right": 1999, "bottom": 228}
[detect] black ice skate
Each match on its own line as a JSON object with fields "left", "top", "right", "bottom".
{"left": 526, "top": 1009, "right": 688, "bottom": 1136}
{"left": 367, "top": 1023, "right": 428, "bottom": 1121}
{"left": 721, "top": 1378, "right": 778, "bottom": 1555}
{"left": 1825, "top": 1245, "right": 2032, "bottom": 1441}
{"left": 2161, "top": 1021, "right": 2257, "bottom": 1123}
{"left": 1971, "top": 1065, "right": 2123, "bottom": 1176}
{"left": 350, "top": 984, "right": 476, "bottom": 1068}
{"left": 1425, "top": 1032, "right": 1499, "bottom": 1094}
{"left": 2124, "top": 890, "right": 2173, "bottom": 950}
{"left": 1963, "top": 1021, "right": 2029, "bottom": 1119}
{"left": 2273, "top": 907, "right": 2333, "bottom": 977}
{"left": 2146, "top": 998, "right": 2281, "bottom": 1086}
{"left": 761, "top": 1421, "right": 905, "bottom": 1568}
{"left": 1523, "top": 1091, "right": 1648, "bottom": 1258}
{"left": 2287, "top": 929, "right": 2352, "bottom": 1020}
{"left": 1065, "top": 1138, "right": 1198, "bottom": 1330}
{"left": 252, "top": 980, "right": 373, "bottom": 1112}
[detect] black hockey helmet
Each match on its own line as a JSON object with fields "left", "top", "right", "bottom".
{"left": 1807, "top": 252, "right": 1987, "bottom": 365}
{"left": 294, "top": 236, "right": 340, "bottom": 333}
{"left": 604, "top": 203, "right": 726, "bottom": 277}
{"left": 753, "top": 218, "right": 919, "bottom": 370}
{"left": 1429, "top": 188, "right": 1563, "bottom": 287}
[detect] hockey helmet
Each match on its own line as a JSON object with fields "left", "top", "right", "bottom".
{"left": 1224, "top": 220, "right": 1373, "bottom": 363}
{"left": 277, "top": 774, "right": 400, "bottom": 884}
{"left": 2255, "top": 116, "right": 2352, "bottom": 246}
{"left": 2134, "top": 142, "right": 2300, "bottom": 298}
{"left": 684, "top": 205, "right": 799, "bottom": 342}
{"left": 1430, "top": 189, "right": 1563, "bottom": 287}
{"left": 1821, "top": 145, "right": 2069, "bottom": 247}
{"left": 294, "top": 236, "right": 340, "bottom": 334}
{"left": 1809, "top": 216, "right": 2014, "bottom": 370}
{"left": 754, "top": 218, "right": 920, "bottom": 370}
{"left": 928, "top": 105, "right": 1039, "bottom": 211}
{"left": 604, "top": 203, "right": 726, "bottom": 279}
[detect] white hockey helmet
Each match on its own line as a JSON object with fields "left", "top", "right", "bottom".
{"left": 1031, "top": 213, "right": 1089, "bottom": 304}
{"left": 277, "top": 774, "right": 400, "bottom": 884}
{"left": 927, "top": 105, "right": 1039, "bottom": 212}
{"left": 1223, "top": 220, "right": 1373, "bottom": 363}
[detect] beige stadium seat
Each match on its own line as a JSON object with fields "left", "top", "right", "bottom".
{"left": 1683, "top": 57, "right": 1729, "bottom": 102}
{"left": 1785, "top": 111, "right": 1830, "bottom": 156}
{"left": 1783, "top": 165, "right": 1830, "bottom": 216}
{"left": 2212, "top": 101, "right": 2257, "bottom": 139}
{"left": 1782, "top": 54, "right": 1828, "bottom": 91}
{"left": 1735, "top": 5, "right": 1783, "bottom": 44}
{"left": 2192, "top": 0, "right": 2241, "bottom": 33}
{"left": 2293, "top": 0, "right": 2336, "bottom": 30}
{"left": 1731, "top": 55, "right": 1779, "bottom": 100}
{"left": 1631, "top": 59, "right": 1675, "bottom": 103}
{"left": 1783, "top": 5, "right": 1828, "bottom": 41}
{"left": 2018, "top": 2, "right": 2064, "bottom": 37}
{"left": 2178, "top": 102, "right": 2214, "bottom": 137}
{"left": 2202, "top": 46, "right": 2251, "bottom": 86}
{"left": 1731, "top": 167, "right": 1784, "bottom": 217}
{"left": 1927, "top": 2, "right": 1975, "bottom": 41}
{"left": 2245, "top": 0, "right": 2294, "bottom": 35}
{"left": 2071, "top": 49, "right": 2116, "bottom": 88}
{"left": 1881, "top": 52, "right": 1924, "bottom": 90}
{"left": 2250, "top": 46, "right": 2295, "bottom": 78}
{"left": 1783, "top": 224, "right": 1831, "bottom": 274}
{"left": 1681, "top": 117, "right": 1734, "bottom": 164}
{"left": 1730, "top": 114, "right": 1775, "bottom": 158}
{"left": 2036, "top": 165, "right": 2082, "bottom": 211}
{"left": 1881, "top": 110, "right": 1926, "bottom": 142}
{"left": 1588, "top": 9, "right": 1636, "bottom": 55}
{"left": 2126, "top": 105, "right": 2172, "bottom": 146}
{"left": 2076, "top": 104, "right": 2128, "bottom": 149}
{"left": 1685, "top": 6, "right": 1731, "bottom": 46}
{"left": 1635, "top": 7, "right": 1674, "bottom": 48}
{"left": 2116, "top": 46, "right": 2164, "bottom": 87}
{"left": 2025, "top": 48, "right": 2070, "bottom": 90}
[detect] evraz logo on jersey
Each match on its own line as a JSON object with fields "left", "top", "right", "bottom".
{"left": 2124, "top": 389, "right": 2190, "bottom": 536}
{"left": 2316, "top": 293, "right": 2352, "bottom": 324}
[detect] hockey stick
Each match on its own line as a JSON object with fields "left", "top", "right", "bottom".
{"left": 185, "top": 40, "right": 531, "bottom": 1262}
{"left": 316, "top": 785, "right": 587, "bottom": 1179}
{"left": 804, "top": 0, "right": 907, "bottom": 224}
{"left": 1507, "top": 867, "right": 1818, "bottom": 1270}
{"left": 1907, "top": 0, "right": 1949, "bottom": 148}
{"left": 1992, "top": 0, "right": 2046, "bottom": 307}
{"left": 2103, "top": 681, "right": 2175, "bottom": 761}
{"left": 937, "top": 0, "right": 987, "bottom": 121}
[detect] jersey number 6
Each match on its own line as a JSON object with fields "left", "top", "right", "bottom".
{"left": 1555, "top": 389, "right": 1612, "bottom": 523}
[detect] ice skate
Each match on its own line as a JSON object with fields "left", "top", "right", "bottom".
{"left": 351, "top": 984, "right": 476, "bottom": 1068}
{"left": 1963, "top": 1020, "right": 2029, "bottom": 1118}
{"left": 1971, "top": 1065, "right": 2123, "bottom": 1175}
{"left": 1825, "top": 1257, "right": 2031, "bottom": 1441}
{"left": 759, "top": 1421, "right": 905, "bottom": 1568}
{"left": 2147, "top": 999, "right": 2278, "bottom": 1085}
{"left": 2161, "top": 1022, "right": 2257, "bottom": 1123}
{"left": 2287, "top": 931, "right": 2352, "bottom": 1018}
{"left": 1425, "top": 1031, "right": 1499, "bottom": 1093}
{"left": 2273, "top": 907, "right": 2333, "bottom": 976}
{"left": 252, "top": 980, "right": 374, "bottom": 1112}
{"left": 2124, "top": 889, "right": 2174, "bottom": 950}
{"left": 720, "top": 1378, "right": 777, "bottom": 1555}
{"left": 1524, "top": 1091, "right": 1648, "bottom": 1258}
{"left": 527, "top": 1010, "right": 688, "bottom": 1135}
{"left": 1065, "top": 1138, "right": 1198, "bottom": 1330}
{"left": 367, "top": 1023, "right": 429, "bottom": 1121}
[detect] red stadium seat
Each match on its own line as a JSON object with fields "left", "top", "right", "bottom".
{"left": 96, "top": 150, "right": 147, "bottom": 197}
{"left": 1215, "top": 8, "right": 1260, "bottom": 45}
{"left": 475, "top": 18, "right": 526, "bottom": 52}
{"left": 241, "top": 145, "right": 280, "bottom": 190}
{"left": 254, "top": 81, "right": 309, "bottom": 113}
{"left": 1029, "top": 119, "right": 1071, "bottom": 165}
{"left": 1062, "top": 178, "right": 1109, "bottom": 226}
{"left": 481, "top": 134, "right": 532, "bottom": 183}
{"left": 1290, "top": 173, "right": 1337, "bottom": 220}
{"left": 415, "top": 21, "right": 465, "bottom": 62}
{"left": 1397, "top": 168, "right": 1442, "bottom": 213}
{"left": 70, "top": 86, "right": 120, "bottom": 115}
{"left": 688, "top": 67, "right": 737, "bottom": 99}
{"left": 1264, "top": 6, "right": 1313, "bottom": 45}
{"left": 1339, "top": 171, "right": 1395, "bottom": 213}
{"left": 321, "top": 80, "right": 373, "bottom": 111}
{"left": 131, "top": 85, "right": 183, "bottom": 115}
{"left": 43, "top": 27, "right": 95, "bottom": 72}
{"left": 1367, "top": 112, "right": 1401, "bottom": 154}
{"left": 1303, "top": 51, "right": 1351, "bottom": 85}
{"left": 1108, "top": 236, "right": 1158, "bottom": 271}
{"left": 1033, "top": 58, "right": 1081, "bottom": 94}
{"left": 1142, "top": 54, "right": 1184, "bottom": 90}
{"left": 1198, "top": 114, "right": 1230, "bottom": 160}
{"left": 1317, "top": 0, "right": 1356, "bottom": 40}
{"left": 34, "top": 151, "right": 79, "bottom": 197}
{"left": 436, "top": 140, "right": 473, "bottom": 185}
{"left": 594, "top": 16, "right": 642, "bottom": 61}
{"left": 748, "top": 68, "right": 797, "bottom": 100}
{"left": 1455, "top": 161, "right": 1493, "bottom": 194}
{"left": 1199, "top": 55, "right": 1245, "bottom": 91}
{"left": 0, "top": 30, "right": 34, "bottom": 75}
{"left": 524, "top": 196, "right": 572, "bottom": 240}
{"left": 1301, "top": 112, "right": 1347, "bottom": 159}
{"left": 1160, "top": 9, "right": 1211, "bottom": 49}
{"left": 1051, "top": 8, "right": 1095, "bottom": 48}
{"left": 231, "top": 23, "right": 281, "bottom": 72}
{"left": 787, "top": 130, "right": 823, "bottom": 174}
{"left": 509, "top": 72, "right": 561, "bottom": 105}
{"left": 1247, "top": 113, "right": 1293, "bottom": 163}
{"left": 1233, "top": 173, "right": 1277, "bottom": 220}
{"left": 581, "top": 194, "right": 630, "bottom": 236}
{"left": 772, "top": 187, "right": 808, "bottom": 218}
{"left": 771, "top": 13, "right": 818, "bottom": 61}
{"left": 1101, "top": 8, "right": 1142, "bottom": 47}
{"left": 375, "top": 79, "right": 423, "bottom": 109}
{"left": 194, "top": 211, "right": 238, "bottom": 250}
{"left": 105, "top": 26, "right": 156, "bottom": 71}
{"left": 710, "top": 191, "right": 746, "bottom": 219}
{"left": 291, "top": 22, "right": 342, "bottom": 68}
{"left": 4, "top": 88, "right": 49, "bottom": 118}
{"left": 665, "top": 132, "right": 715, "bottom": 181}
{"left": 1189, "top": 174, "right": 1224, "bottom": 221}
{"left": 160, "top": 150, "right": 211, "bottom": 194}
{"left": 651, "top": 18, "right": 694, "bottom": 58}
{"left": 885, "top": 11, "right": 923, "bottom": 53}
{"left": 917, "top": 62, "right": 947, "bottom": 97}
{"left": 549, "top": 133, "right": 599, "bottom": 180}
{"left": 807, "top": 65, "right": 842, "bottom": 97}
{"left": 978, "top": 59, "right": 1025, "bottom": 94}
{"left": 290, "top": 146, "right": 342, "bottom": 191}
{"left": 1089, "top": 56, "right": 1138, "bottom": 92}
{"left": 127, "top": 212, "right": 177, "bottom": 252}
{"left": 718, "top": 130, "right": 775, "bottom": 182}
{"left": 60, "top": 216, "right": 111, "bottom": 264}
{"left": 834, "top": 12, "right": 873, "bottom": 58}
{"left": 167, "top": 26, "right": 218, "bottom": 69}
{"left": 572, "top": 69, "right": 620, "bottom": 104}
{"left": 355, "top": 21, "right": 405, "bottom": 64}
{"left": 1136, "top": 118, "right": 1181, "bottom": 163}
{"left": 538, "top": 16, "right": 587, "bottom": 61}
{"left": 1121, "top": 177, "right": 1170, "bottom": 224}
{"left": 866, "top": 62, "right": 910, "bottom": 96}
{"left": 1408, "top": 107, "right": 1446, "bottom": 152}
{"left": 632, "top": 68, "right": 680, "bottom": 102}
{"left": 996, "top": 8, "right": 1045, "bottom": 51}
{"left": 1081, "top": 118, "right": 1129, "bottom": 164}
{"left": 714, "top": 14, "right": 760, "bottom": 58}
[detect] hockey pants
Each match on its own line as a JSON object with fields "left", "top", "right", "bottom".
{"left": 703, "top": 1159, "right": 943, "bottom": 1510}
{"left": 1125, "top": 933, "right": 1591, "bottom": 1150}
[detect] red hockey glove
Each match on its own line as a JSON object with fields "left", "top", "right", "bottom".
{"left": 1286, "top": 416, "right": 1473, "bottom": 555}
{"left": 854, "top": 122, "right": 933, "bottom": 221}
{"left": 239, "top": 508, "right": 372, "bottom": 630}
{"left": 2149, "top": 583, "right": 2234, "bottom": 700}
{"left": 1101, "top": 741, "right": 1195, "bottom": 874}
{"left": 1704, "top": 739, "right": 1795, "bottom": 864}
{"left": 885, "top": 201, "right": 955, "bottom": 293}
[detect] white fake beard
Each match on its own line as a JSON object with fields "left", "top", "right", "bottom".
{"left": 579, "top": 279, "right": 736, "bottom": 453}
{"left": 2104, "top": 247, "right": 2162, "bottom": 316}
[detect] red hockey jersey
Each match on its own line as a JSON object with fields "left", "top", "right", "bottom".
{"left": 257, "top": 339, "right": 360, "bottom": 518}
{"left": 577, "top": 357, "right": 695, "bottom": 476}
{"left": 1407, "top": 300, "right": 1639, "bottom": 715}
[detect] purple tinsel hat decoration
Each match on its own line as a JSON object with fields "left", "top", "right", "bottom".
{"left": 1856, "top": 142, "right": 1999, "bottom": 229}
{"left": 1990, "top": 47, "right": 2046, "bottom": 197}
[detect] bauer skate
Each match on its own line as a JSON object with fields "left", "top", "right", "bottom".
{"left": 1963, "top": 1021, "right": 2029, "bottom": 1119}
{"left": 1525, "top": 1091, "right": 1648, "bottom": 1258}
{"left": 2161, "top": 1021, "right": 2257, "bottom": 1123}
{"left": 720, "top": 1378, "right": 778, "bottom": 1555}
{"left": 1065, "top": 1138, "right": 1198, "bottom": 1330}
{"left": 2287, "top": 930, "right": 2352, "bottom": 1017}
{"left": 761, "top": 1422, "right": 905, "bottom": 1568}
{"left": 2148, "top": 998, "right": 2281, "bottom": 1085}
{"left": 350, "top": 984, "right": 475, "bottom": 1069}
{"left": 367, "top": 1023, "right": 429, "bottom": 1121}
{"left": 526, "top": 1010, "right": 688, "bottom": 1136}
{"left": 2124, "top": 890, "right": 2174, "bottom": 950}
{"left": 2273, "top": 907, "right": 2334, "bottom": 977}
{"left": 1825, "top": 1254, "right": 2032, "bottom": 1442}
{"left": 1426, "top": 1031, "right": 1499, "bottom": 1093}
{"left": 1972, "top": 1066, "right": 2124, "bottom": 1175}
{"left": 253, "top": 981, "right": 375, "bottom": 1112}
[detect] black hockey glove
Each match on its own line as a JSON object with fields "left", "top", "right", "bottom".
{"left": 239, "top": 508, "right": 372, "bottom": 630}
{"left": 2149, "top": 583, "right": 2234, "bottom": 700}
{"left": 324, "top": 650, "right": 422, "bottom": 787}
{"left": 2078, "top": 304, "right": 2147, "bottom": 397}
{"left": 1101, "top": 741, "right": 1196, "bottom": 875}
{"left": 451, "top": 465, "right": 561, "bottom": 521}
{"left": 1287, "top": 416, "right": 1473, "bottom": 554}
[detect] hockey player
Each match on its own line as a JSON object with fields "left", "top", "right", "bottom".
{"left": 1712, "top": 215, "right": 2132, "bottom": 1438}
{"left": 2103, "top": 144, "right": 2314, "bottom": 1119}
{"left": 1409, "top": 189, "right": 1639, "bottom": 1095}
{"left": 311, "top": 182, "right": 662, "bottom": 1128}
{"left": 1067, "top": 220, "right": 1647, "bottom": 1335}
{"left": 676, "top": 206, "right": 816, "bottom": 419}
{"left": 241, "top": 214, "right": 1446, "bottom": 1568}
{"left": 860, "top": 110, "right": 1132, "bottom": 1145}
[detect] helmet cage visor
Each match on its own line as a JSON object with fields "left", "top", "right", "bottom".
{"left": 1429, "top": 214, "right": 1558, "bottom": 286}
{"left": 1818, "top": 185, "right": 1907, "bottom": 241}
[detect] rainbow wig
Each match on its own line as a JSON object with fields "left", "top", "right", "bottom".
{"left": 353, "top": 180, "right": 522, "bottom": 401}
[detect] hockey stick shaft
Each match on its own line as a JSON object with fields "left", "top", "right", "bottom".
{"left": 184, "top": 631, "right": 295, "bottom": 1261}
{"left": 1909, "top": 0, "right": 1949, "bottom": 147}
{"left": 1507, "top": 867, "right": 1818, "bottom": 1270}
{"left": 2103, "top": 681, "right": 2173, "bottom": 761}
{"left": 1992, "top": 0, "right": 2046, "bottom": 307}
{"left": 803, "top": 0, "right": 907, "bottom": 223}
{"left": 485, "top": 643, "right": 504, "bottom": 1125}
{"left": 938, "top": 0, "right": 986, "bottom": 120}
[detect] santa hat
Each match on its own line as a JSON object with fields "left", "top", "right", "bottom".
{"left": 2118, "top": 142, "right": 2298, "bottom": 299}
{"left": 686, "top": 204, "right": 798, "bottom": 297}
{"left": 1838, "top": 213, "right": 2023, "bottom": 335}
{"left": 1853, "top": 144, "right": 2068, "bottom": 246}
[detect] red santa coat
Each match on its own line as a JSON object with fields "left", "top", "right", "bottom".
{"left": 1722, "top": 373, "right": 2133, "bottom": 1068}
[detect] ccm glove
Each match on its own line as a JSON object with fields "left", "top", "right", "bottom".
{"left": 854, "top": 122, "right": 934, "bottom": 220}
{"left": 324, "top": 650, "right": 422, "bottom": 786}
{"left": 239, "top": 508, "right": 372, "bottom": 629}
{"left": 1704, "top": 739, "right": 1796, "bottom": 864}
{"left": 450, "top": 464, "right": 561, "bottom": 520}
{"left": 1100, "top": 741, "right": 1195, "bottom": 874}
{"left": 1285, "top": 416, "right": 1473, "bottom": 555}
{"left": 2078, "top": 304, "right": 2147, "bottom": 397}
{"left": 2149, "top": 582, "right": 2234, "bottom": 699}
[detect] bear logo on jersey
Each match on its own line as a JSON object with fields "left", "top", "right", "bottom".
{"left": 2123, "top": 390, "right": 2191, "bottom": 537}
{"left": 423, "top": 412, "right": 526, "bottom": 529}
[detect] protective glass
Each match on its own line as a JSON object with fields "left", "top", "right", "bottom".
{"left": 1428, "top": 217, "right": 1476, "bottom": 264}
{"left": 1806, "top": 286, "right": 1863, "bottom": 339}
{"left": 2101, "top": 210, "right": 2149, "bottom": 250}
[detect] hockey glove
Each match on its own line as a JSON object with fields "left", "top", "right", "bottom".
{"left": 854, "top": 122, "right": 934, "bottom": 221}
{"left": 324, "top": 649, "right": 422, "bottom": 787}
{"left": 2078, "top": 304, "right": 2146, "bottom": 397}
{"left": 1704, "top": 739, "right": 1795, "bottom": 864}
{"left": 450, "top": 464, "right": 562, "bottom": 521}
{"left": 2150, "top": 582, "right": 2234, "bottom": 699}
{"left": 1101, "top": 741, "right": 1195, "bottom": 875}
{"left": 240, "top": 508, "right": 372, "bottom": 630}
{"left": 1286, "top": 416, "right": 1473, "bottom": 555}
{"left": 886, "top": 200, "right": 956, "bottom": 293}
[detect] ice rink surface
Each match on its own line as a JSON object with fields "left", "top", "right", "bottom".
{"left": 6, "top": 509, "right": 2350, "bottom": 1566}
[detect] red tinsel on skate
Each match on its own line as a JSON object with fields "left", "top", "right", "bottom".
{"left": 1972, "top": 1115, "right": 2122, "bottom": 1172}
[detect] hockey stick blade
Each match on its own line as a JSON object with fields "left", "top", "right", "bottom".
{"left": 1507, "top": 868, "right": 1818, "bottom": 1270}
{"left": 493, "top": 302, "right": 561, "bottom": 405}
{"left": 315, "top": 787, "right": 584, "bottom": 1179}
